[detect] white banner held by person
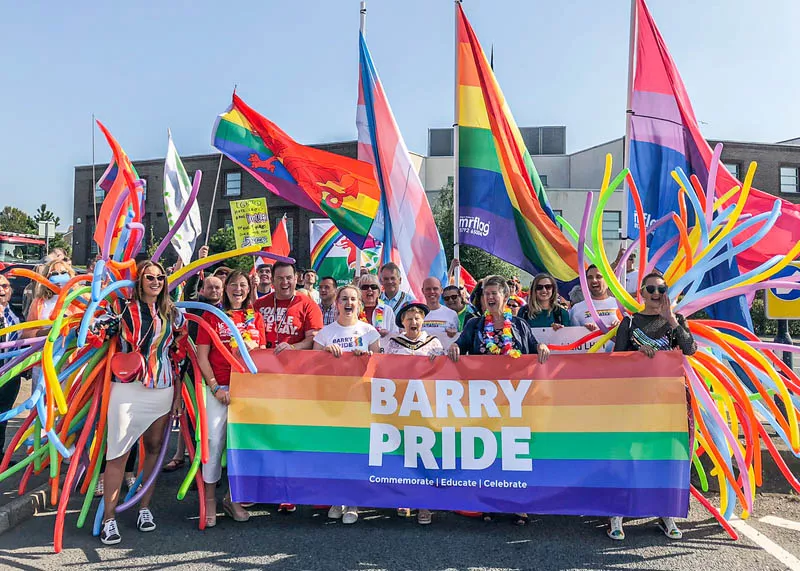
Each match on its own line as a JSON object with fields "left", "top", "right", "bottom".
{"left": 533, "top": 326, "right": 602, "bottom": 354}
{"left": 163, "top": 131, "right": 202, "bottom": 265}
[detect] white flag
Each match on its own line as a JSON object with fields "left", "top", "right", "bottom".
{"left": 163, "top": 131, "right": 202, "bottom": 265}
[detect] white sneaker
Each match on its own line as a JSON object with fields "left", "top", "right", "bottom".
{"left": 342, "top": 506, "right": 359, "bottom": 524}
{"left": 327, "top": 505, "right": 344, "bottom": 519}
{"left": 137, "top": 508, "right": 156, "bottom": 532}
{"left": 607, "top": 516, "right": 625, "bottom": 541}
{"left": 100, "top": 518, "right": 121, "bottom": 545}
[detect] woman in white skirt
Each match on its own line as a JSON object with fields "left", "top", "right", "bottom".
{"left": 90, "top": 261, "right": 185, "bottom": 545}
{"left": 314, "top": 285, "right": 380, "bottom": 525}
{"left": 196, "top": 270, "right": 266, "bottom": 527}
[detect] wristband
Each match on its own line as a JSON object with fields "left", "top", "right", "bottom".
{"left": 211, "top": 384, "right": 221, "bottom": 395}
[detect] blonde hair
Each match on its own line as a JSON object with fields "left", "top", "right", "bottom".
{"left": 134, "top": 261, "right": 175, "bottom": 320}
{"left": 34, "top": 260, "right": 76, "bottom": 300}
{"left": 529, "top": 273, "right": 558, "bottom": 315}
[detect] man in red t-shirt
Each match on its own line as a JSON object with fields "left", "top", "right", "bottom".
{"left": 253, "top": 261, "right": 323, "bottom": 354}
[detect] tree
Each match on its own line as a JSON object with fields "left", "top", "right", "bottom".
{"left": 431, "top": 182, "right": 518, "bottom": 281}
{"left": 48, "top": 233, "right": 71, "bottom": 258}
{"left": 33, "top": 203, "right": 60, "bottom": 229}
{"left": 0, "top": 206, "right": 37, "bottom": 234}
{"left": 208, "top": 226, "right": 254, "bottom": 272}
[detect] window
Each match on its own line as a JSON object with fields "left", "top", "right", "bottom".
{"left": 723, "top": 162, "right": 740, "bottom": 180}
{"left": 94, "top": 187, "right": 105, "bottom": 204}
{"left": 88, "top": 220, "right": 98, "bottom": 255}
{"left": 781, "top": 167, "right": 799, "bottom": 193}
{"left": 602, "top": 211, "right": 622, "bottom": 240}
{"left": 429, "top": 128, "right": 454, "bottom": 156}
{"left": 140, "top": 176, "right": 148, "bottom": 201}
{"left": 222, "top": 215, "right": 233, "bottom": 229}
{"left": 447, "top": 176, "right": 454, "bottom": 188}
{"left": 552, "top": 208, "right": 563, "bottom": 230}
{"left": 539, "top": 174, "right": 548, "bottom": 187}
{"left": 224, "top": 172, "right": 242, "bottom": 197}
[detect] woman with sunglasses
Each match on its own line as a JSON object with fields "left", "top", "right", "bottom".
{"left": 506, "top": 295, "right": 524, "bottom": 317}
{"left": 607, "top": 271, "right": 696, "bottom": 542}
{"left": 519, "top": 273, "right": 570, "bottom": 329}
{"left": 314, "top": 285, "right": 381, "bottom": 524}
{"left": 197, "top": 270, "right": 266, "bottom": 527}
{"left": 89, "top": 261, "right": 186, "bottom": 545}
{"left": 357, "top": 273, "right": 397, "bottom": 350}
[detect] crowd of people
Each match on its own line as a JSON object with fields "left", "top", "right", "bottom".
{"left": 0, "top": 245, "right": 696, "bottom": 545}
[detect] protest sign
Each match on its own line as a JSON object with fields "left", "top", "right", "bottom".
{"left": 230, "top": 198, "right": 271, "bottom": 248}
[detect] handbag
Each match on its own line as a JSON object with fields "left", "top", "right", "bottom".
{"left": 110, "top": 305, "right": 154, "bottom": 383}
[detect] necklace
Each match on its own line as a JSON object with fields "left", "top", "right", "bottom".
{"left": 483, "top": 309, "right": 521, "bottom": 358}
{"left": 228, "top": 307, "right": 256, "bottom": 348}
{"left": 359, "top": 303, "right": 384, "bottom": 329}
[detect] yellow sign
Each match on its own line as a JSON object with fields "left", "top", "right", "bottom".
{"left": 765, "top": 262, "right": 800, "bottom": 320}
{"left": 230, "top": 198, "right": 271, "bottom": 249}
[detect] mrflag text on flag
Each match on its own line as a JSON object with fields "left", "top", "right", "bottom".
{"left": 163, "top": 131, "right": 202, "bottom": 265}
{"left": 212, "top": 93, "right": 381, "bottom": 249}
{"left": 456, "top": 4, "right": 579, "bottom": 283}
{"left": 357, "top": 32, "right": 447, "bottom": 299}
{"left": 227, "top": 351, "right": 690, "bottom": 516}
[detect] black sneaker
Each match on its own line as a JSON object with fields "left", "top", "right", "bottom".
{"left": 100, "top": 518, "right": 121, "bottom": 545}
{"left": 137, "top": 508, "right": 156, "bottom": 532}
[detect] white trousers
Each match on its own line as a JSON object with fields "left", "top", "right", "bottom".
{"left": 202, "top": 387, "right": 229, "bottom": 484}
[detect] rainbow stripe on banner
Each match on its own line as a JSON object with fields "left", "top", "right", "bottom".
{"left": 456, "top": 5, "right": 579, "bottom": 282}
{"left": 227, "top": 351, "right": 690, "bottom": 516}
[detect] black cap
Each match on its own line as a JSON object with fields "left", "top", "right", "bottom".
{"left": 395, "top": 302, "right": 430, "bottom": 328}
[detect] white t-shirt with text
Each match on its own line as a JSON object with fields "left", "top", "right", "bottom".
{"left": 569, "top": 296, "right": 619, "bottom": 328}
{"left": 314, "top": 321, "right": 381, "bottom": 352}
{"left": 422, "top": 305, "right": 460, "bottom": 349}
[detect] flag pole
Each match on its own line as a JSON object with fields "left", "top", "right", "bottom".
{"left": 452, "top": 0, "right": 462, "bottom": 287}
{"left": 623, "top": 0, "right": 637, "bottom": 240}
{"left": 204, "top": 153, "right": 224, "bottom": 246}
{"left": 91, "top": 114, "right": 97, "bottom": 222}
{"left": 354, "top": 0, "right": 367, "bottom": 279}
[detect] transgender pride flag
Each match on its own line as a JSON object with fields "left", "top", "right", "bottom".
{"left": 356, "top": 31, "right": 447, "bottom": 299}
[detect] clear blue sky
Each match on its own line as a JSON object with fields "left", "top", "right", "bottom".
{"left": 1, "top": 0, "right": 798, "bottom": 227}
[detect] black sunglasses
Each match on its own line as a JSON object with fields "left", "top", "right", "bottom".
{"left": 144, "top": 274, "right": 166, "bottom": 283}
{"left": 443, "top": 294, "right": 460, "bottom": 302}
{"left": 643, "top": 284, "right": 667, "bottom": 294}
{"left": 360, "top": 284, "right": 380, "bottom": 291}
{"left": 535, "top": 283, "right": 554, "bottom": 291}
{"left": 507, "top": 302, "right": 520, "bottom": 308}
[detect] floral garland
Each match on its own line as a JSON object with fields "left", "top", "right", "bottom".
{"left": 228, "top": 308, "right": 256, "bottom": 348}
{"left": 359, "top": 303, "right": 384, "bottom": 330}
{"left": 483, "top": 309, "right": 521, "bottom": 358}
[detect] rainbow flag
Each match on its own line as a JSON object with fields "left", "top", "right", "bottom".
{"left": 227, "top": 351, "right": 690, "bottom": 516}
{"left": 212, "top": 94, "right": 381, "bottom": 249}
{"left": 456, "top": 5, "right": 578, "bottom": 282}
{"left": 310, "top": 218, "right": 382, "bottom": 285}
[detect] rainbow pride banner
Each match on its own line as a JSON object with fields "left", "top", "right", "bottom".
{"left": 228, "top": 351, "right": 690, "bottom": 516}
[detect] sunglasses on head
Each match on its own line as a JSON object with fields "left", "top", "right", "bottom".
{"left": 144, "top": 274, "right": 165, "bottom": 283}
{"left": 360, "top": 284, "right": 380, "bottom": 291}
{"left": 643, "top": 284, "right": 667, "bottom": 294}
{"left": 535, "top": 283, "right": 553, "bottom": 291}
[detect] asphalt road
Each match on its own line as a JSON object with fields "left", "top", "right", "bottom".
{"left": 1, "top": 463, "right": 799, "bottom": 571}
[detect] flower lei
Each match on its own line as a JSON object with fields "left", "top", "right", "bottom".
{"left": 483, "top": 309, "right": 521, "bottom": 358}
{"left": 359, "top": 303, "right": 384, "bottom": 329}
{"left": 228, "top": 308, "right": 256, "bottom": 349}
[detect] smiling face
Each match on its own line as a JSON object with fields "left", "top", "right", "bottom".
{"left": 443, "top": 287, "right": 464, "bottom": 312}
{"left": 273, "top": 265, "right": 297, "bottom": 300}
{"left": 641, "top": 275, "right": 668, "bottom": 313}
{"left": 257, "top": 265, "right": 272, "bottom": 289}
{"left": 139, "top": 264, "right": 165, "bottom": 300}
{"left": 359, "top": 275, "right": 380, "bottom": 307}
{"left": 225, "top": 274, "right": 250, "bottom": 310}
{"left": 482, "top": 285, "right": 507, "bottom": 315}
{"left": 422, "top": 278, "right": 442, "bottom": 308}
{"left": 534, "top": 277, "right": 555, "bottom": 306}
{"left": 336, "top": 286, "right": 361, "bottom": 324}
{"left": 586, "top": 267, "right": 608, "bottom": 299}
{"left": 401, "top": 307, "right": 426, "bottom": 339}
{"left": 380, "top": 268, "right": 401, "bottom": 298}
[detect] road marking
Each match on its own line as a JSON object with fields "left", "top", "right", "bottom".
{"left": 760, "top": 515, "right": 800, "bottom": 532}
{"left": 730, "top": 517, "right": 800, "bottom": 571}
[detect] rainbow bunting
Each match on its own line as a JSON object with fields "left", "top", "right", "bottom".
{"left": 212, "top": 93, "right": 381, "bottom": 249}
{"left": 456, "top": 5, "right": 579, "bottom": 282}
{"left": 227, "top": 351, "right": 690, "bottom": 516}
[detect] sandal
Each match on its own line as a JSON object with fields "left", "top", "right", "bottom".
{"left": 658, "top": 517, "right": 683, "bottom": 540}
{"left": 162, "top": 458, "right": 186, "bottom": 472}
{"left": 222, "top": 496, "right": 251, "bottom": 522}
{"left": 513, "top": 513, "right": 529, "bottom": 526}
{"left": 607, "top": 516, "right": 625, "bottom": 541}
{"left": 205, "top": 498, "right": 217, "bottom": 528}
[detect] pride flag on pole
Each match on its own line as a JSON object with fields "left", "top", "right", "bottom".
{"left": 212, "top": 94, "right": 381, "bottom": 249}
{"left": 456, "top": 5, "right": 579, "bottom": 283}
{"left": 357, "top": 32, "right": 447, "bottom": 299}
